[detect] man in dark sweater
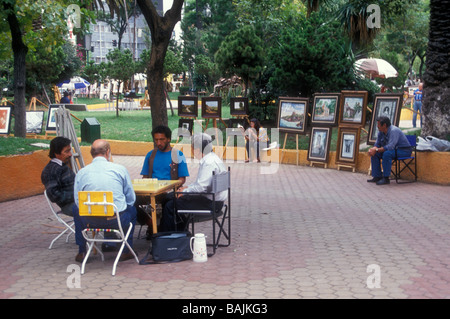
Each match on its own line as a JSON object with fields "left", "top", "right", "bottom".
{"left": 41, "top": 137, "right": 76, "bottom": 216}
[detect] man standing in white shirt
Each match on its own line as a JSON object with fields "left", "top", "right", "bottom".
{"left": 160, "top": 133, "right": 227, "bottom": 232}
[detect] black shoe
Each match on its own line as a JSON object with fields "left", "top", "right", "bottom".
{"left": 367, "top": 177, "right": 382, "bottom": 183}
{"left": 376, "top": 177, "right": 390, "bottom": 185}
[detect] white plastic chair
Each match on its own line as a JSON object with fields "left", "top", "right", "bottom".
{"left": 44, "top": 190, "right": 75, "bottom": 249}
{"left": 78, "top": 191, "right": 139, "bottom": 276}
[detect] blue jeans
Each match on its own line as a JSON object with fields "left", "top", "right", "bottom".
{"left": 73, "top": 205, "right": 137, "bottom": 253}
{"left": 413, "top": 101, "right": 422, "bottom": 128}
{"left": 371, "top": 148, "right": 412, "bottom": 178}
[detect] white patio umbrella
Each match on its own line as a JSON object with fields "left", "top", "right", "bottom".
{"left": 57, "top": 76, "right": 91, "bottom": 90}
{"left": 355, "top": 58, "right": 398, "bottom": 79}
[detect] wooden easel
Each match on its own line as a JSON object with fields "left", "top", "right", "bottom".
{"left": 55, "top": 106, "right": 85, "bottom": 173}
{"left": 281, "top": 132, "right": 300, "bottom": 165}
{"left": 310, "top": 161, "right": 327, "bottom": 169}
{"left": 337, "top": 164, "right": 356, "bottom": 172}
{"left": 223, "top": 115, "right": 248, "bottom": 159}
{"left": 204, "top": 117, "right": 227, "bottom": 148}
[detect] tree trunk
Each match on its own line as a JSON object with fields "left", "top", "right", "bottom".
{"left": 422, "top": 0, "right": 450, "bottom": 139}
{"left": 137, "top": 0, "right": 183, "bottom": 128}
{"left": 5, "top": 4, "right": 28, "bottom": 138}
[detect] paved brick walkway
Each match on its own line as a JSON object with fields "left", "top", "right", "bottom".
{"left": 0, "top": 156, "right": 449, "bottom": 299}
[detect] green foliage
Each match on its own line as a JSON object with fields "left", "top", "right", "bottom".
{"left": 215, "top": 25, "right": 264, "bottom": 91}
{"left": 105, "top": 48, "right": 136, "bottom": 84}
{"left": 269, "top": 13, "right": 355, "bottom": 97}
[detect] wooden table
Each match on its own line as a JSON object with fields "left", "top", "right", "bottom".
{"left": 132, "top": 179, "right": 182, "bottom": 234}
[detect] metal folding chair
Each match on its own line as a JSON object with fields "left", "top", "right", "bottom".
{"left": 78, "top": 191, "right": 139, "bottom": 276}
{"left": 44, "top": 190, "right": 75, "bottom": 249}
{"left": 175, "top": 167, "right": 231, "bottom": 257}
{"left": 392, "top": 135, "right": 417, "bottom": 183}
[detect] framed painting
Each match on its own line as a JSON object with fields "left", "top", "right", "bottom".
{"left": 201, "top": 97, "right": 222, "bottom": 118}
{"left": 339, "top": 91, "right": 368, "bottom": 127}
{"left": 277, "top": 97, "right": 309, "bottom": 134}
{"left": 178, "top": 118, "right": 194, "bottom": 135}
{"left": 230, "top": 97, "right": 248, "bottom": 116}
{"left": 26, "top": 111, "right": 45, "bottom": 134}
{"left": 311, "top": 93, "right": 340, "bottom": 126}
{"left": 46, "top": 104, "right": 60, "bottom": 131}
{"left": 336, "top": 126, "right": 361, "bottom": 165}
{"left": 178, "top": 96, "right": 198, "bottom": 118}
{"left": 307, "top": 127, "right": 332, "bottom": 163}
{"left": 0, "top": 106, "right": 12, "bottom": 135}
{"left": 367, "top": 93, "right": 403, "bottom": 145}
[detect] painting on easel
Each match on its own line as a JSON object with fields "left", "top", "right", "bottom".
{"left": 230, "top": 97, "right": 248, "bottom": 116}
{"left": 26, "top": 111, "right": 44, "bottom": 134}
{"left": 311, "top": 93, "right": 340, "bottom": 126}
{"left": 178, "top": 96, "right": 198, "bottom": 118}
{"left": 201, "top": 97, "right": 222, "bottom": 118}
{"left": 307, "top": 127, "right": 332, "bottom": 163}
{"left": 277, "top": 97, "right": 309, "bottom": 134}
{"left": 339, "top": 91, "right": 368, "bottom": 127}
{"left": 0, "top": 106, "right": 12, "bottom": 135}
{"left": 46, "top": 104, "right": 60, "bottom": 132}
{"left": 335, "top": 126, "right": 361, "bottom": 166}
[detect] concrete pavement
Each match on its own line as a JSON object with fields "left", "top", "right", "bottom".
{"left": 0, "top": 156, "right": 449, "bottom": 300}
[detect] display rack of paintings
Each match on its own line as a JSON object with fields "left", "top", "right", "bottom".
{"left": 0, "top": 106, "right": 12, "bottom": 135}
{"left": 367, "top": 93, "right": 403, "bottom": 145}
{"left": 277, "top": 97, "right": 309, "bottom": 165}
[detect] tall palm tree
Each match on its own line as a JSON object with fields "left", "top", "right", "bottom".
{"left": 422, "top": 0, "right": 450, "bottom": 139}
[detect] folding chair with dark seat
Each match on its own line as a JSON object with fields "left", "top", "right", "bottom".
{"left": 78, "top": 191, "right": 139, "bottom": 276}
{"left": 44, "top": 190, "right": 75, "bottom": 249}
{"left": 175, "top": 167, "right": 231, "bottom": 257}
{"left": 391, "top": 134, "right": 417, "bottom": 183}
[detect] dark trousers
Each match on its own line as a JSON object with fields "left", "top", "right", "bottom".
{"left": 160, "top": 194, "right": 223, "bottom": 232}
{"left": 73, "top": 205, "right": 137, "bottom": 253}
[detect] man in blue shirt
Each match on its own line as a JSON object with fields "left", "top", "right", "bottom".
{"left": 136, "top": 125, "right": 189, "bottom": 236}
{"left": 367, "top": 116, "right": 412, "bottom": 185}
{"left": 413, "top": 83, "right": 423, "bottom": 128}
{"left": 73, "top": 139, "right": 137, "bottom": 262}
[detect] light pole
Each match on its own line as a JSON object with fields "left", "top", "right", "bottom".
{"left": 84, "top": 32, "right": 92, "bottom": 63}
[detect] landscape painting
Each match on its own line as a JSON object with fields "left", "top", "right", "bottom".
{"left": 202, "top": 97, "right": 222, "bottom": 118}
{"left": 178, "top": 96, "right": 198, "bottom": 117}
{"left": 277, "top": 98, "right": 309, "bottom": 134}
{"left": 311, "top": 93, "right": 340, "bottom": 126}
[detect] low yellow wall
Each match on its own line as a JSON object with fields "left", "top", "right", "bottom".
{"left": 0, "top": 140, "right": 448, "bottom": 203}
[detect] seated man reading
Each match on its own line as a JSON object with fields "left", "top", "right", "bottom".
{"left": 367, "top": 116, "right": 412, "bottom": 185}
{"left": 160, "top": 133, "right": 227, "bottom": 232}
{"left": 136, "top": 125, "right": 189, "bottom": 236}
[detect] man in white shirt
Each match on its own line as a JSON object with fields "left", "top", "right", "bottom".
{"left": 160, "top": 133, "right": 227, "bottom": 232}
